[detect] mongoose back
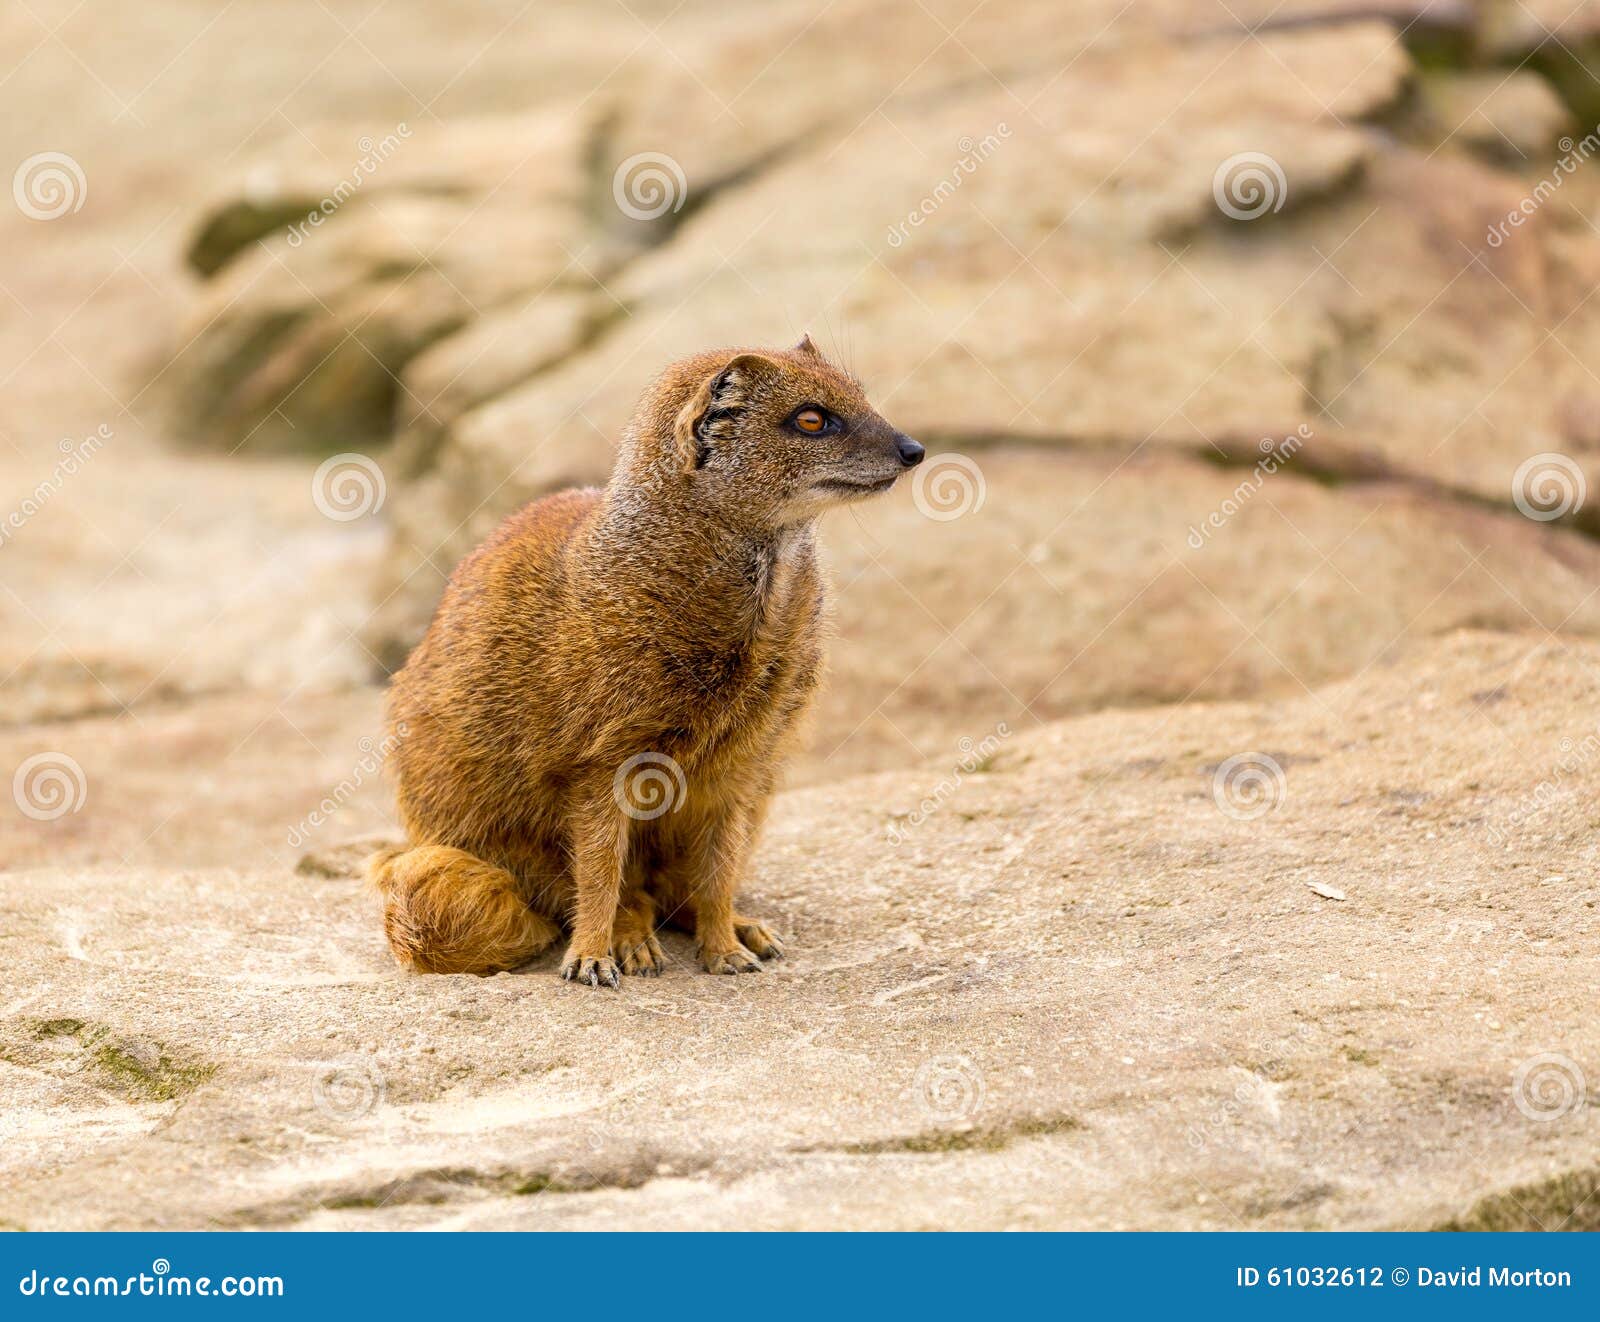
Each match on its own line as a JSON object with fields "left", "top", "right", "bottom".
{"left": 370, "top": 335, "right": 925, "bottom": 986}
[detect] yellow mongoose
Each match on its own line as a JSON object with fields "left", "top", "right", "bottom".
{"left": 369, "top": 336, "right": 924, "bottom": 986}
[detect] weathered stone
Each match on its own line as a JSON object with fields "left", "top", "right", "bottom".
{"left": 392, "top": 290, "right": 611, "bottom": 471}
{"left": 166, "top": 113, "right": 622, "bottom": 454}
{"left": 0, "top": 439, "right": 382, "bottom": 724}
{"left": 1413, "top": 70, "right": 1573, "bottom": 163}
{"left": 360, "top": 24, "right": 1600, "bottom": 665}
{"left": 3, "top": 632, "right": 1596, "bottom": 1229}
{"left": 805, "top": 448, "right": 1600, "bottom": 779}
{"left": 13, "top": 0, "right": 1600, "bottom": 1234}
{"left": 1481, "top": 2, "right": 1600, "bottom": 120}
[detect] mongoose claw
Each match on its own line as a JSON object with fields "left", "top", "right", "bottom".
{"left": 734, "top": 920, "right": 786, "bottom": 961}
{"left": 561, "top": 954, "right": 621, "bottom": 988}
{"left": 616, "top": 932, "right": 666, "bottom": 977}
{"left": 700, "top": 945, "right": 763, "bottom": 975}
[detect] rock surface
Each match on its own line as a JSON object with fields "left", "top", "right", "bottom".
{"left": 799, "top": 448, "right": 1600, "bottom": 780}
{"left": 7, "top": 0, "right": 1600, "bottom": 1233}
{"left": 2, "top": 632, "right": 1596, "bottom": 1230}
{"left": 167, "top": 2, "right": 1600, "bottom": 682}
{"left": 1414, "top": 70, "right": 1573, "bottom": 162}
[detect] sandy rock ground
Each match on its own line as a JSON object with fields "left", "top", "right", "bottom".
{"left": 2, "top": 632, "right": 1598, "bottom": 1231}
{"left": 3, "top": 0, "right": 1599, "bottom": 1230}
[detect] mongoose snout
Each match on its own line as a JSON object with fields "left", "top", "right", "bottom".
{"left": 372, "top": 334, "right": 915, "bottom": 987}
{"left": 894, "top": 432, "right": 927, "bottom": 466}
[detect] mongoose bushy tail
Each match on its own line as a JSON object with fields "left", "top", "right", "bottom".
{"left": 368, "top": 336, "right": 924, "bottom": 985}
{"left": 369, "top": 844, "right": 561, "bottom": 974}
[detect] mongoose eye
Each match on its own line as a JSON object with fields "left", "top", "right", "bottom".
{"left": 793, "top": 408, "right": 828, "bottom": 434}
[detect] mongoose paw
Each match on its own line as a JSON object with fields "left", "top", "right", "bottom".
{"left": 734, "top": 919, "right": 785, "bottom": 961}
{"left": 700, "top": 944, "right": 763, "bottom": 975}
{"left": 616, "top": 931, "right": 665, "bottom": 977}
{"left": 560, "top": 953, "right": 621, "bottom": 988}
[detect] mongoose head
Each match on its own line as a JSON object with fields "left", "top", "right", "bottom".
{"left": 626, "top": 336, "right": 925, "bottom": 528}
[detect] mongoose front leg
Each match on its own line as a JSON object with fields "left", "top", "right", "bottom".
{"left": 689, "top": 804, "right": 779, "bottom": 974}
{"left": 727, "top": 793, "right": 784, "bottom": 961}
{"left": 611, "top": 891, "right": 665, "bottom": 977}
{"left": 559, "top": 791, "right": 628, "bottom": 988}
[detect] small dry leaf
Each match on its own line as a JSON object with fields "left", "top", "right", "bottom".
{"left": 1306, "top": 881, "right": 1346, "bottom": 902}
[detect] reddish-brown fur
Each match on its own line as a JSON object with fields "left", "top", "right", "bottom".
{"left": 370, "top": 337, "right": 922, "bottom": 985}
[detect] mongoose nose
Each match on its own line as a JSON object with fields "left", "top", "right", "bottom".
{"left": 895, "top": 432, "right": 926, "bottom": 467}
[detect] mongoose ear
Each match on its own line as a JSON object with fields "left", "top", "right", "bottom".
{"left": 793, "top": 333, "right": 823, "bottom": 360}
{"left": 672, "top": 353, "right": 780, "bottom": 473}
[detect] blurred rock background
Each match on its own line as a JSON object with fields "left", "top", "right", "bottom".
{"left": 3, "top": 0, "right": 1599, "bottom": 1230}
